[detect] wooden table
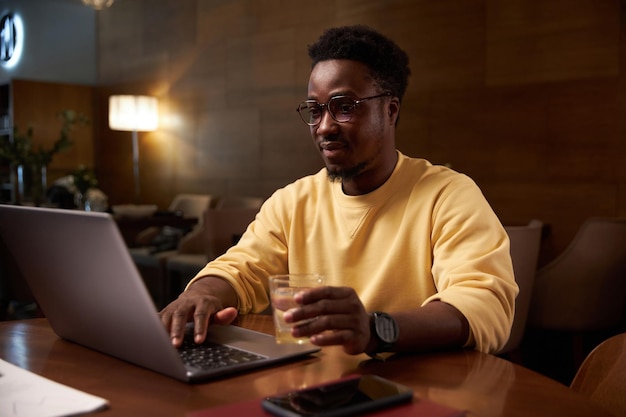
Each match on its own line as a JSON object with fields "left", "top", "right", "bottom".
{"left": 0, "top": 316, "right": 611, "bottom": 417}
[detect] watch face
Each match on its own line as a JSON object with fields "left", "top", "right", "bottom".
{"left": 375, "top": 313, "right": 398, "bottom": 344}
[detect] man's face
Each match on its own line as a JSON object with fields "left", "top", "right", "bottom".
{"left": 306, "top": 60, "right": 398, "bottom": 191}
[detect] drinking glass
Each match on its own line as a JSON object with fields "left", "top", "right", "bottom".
{"left": 269, "top": 274, "right": 325, "bottom": 344}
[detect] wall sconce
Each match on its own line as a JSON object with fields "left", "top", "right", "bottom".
{"left": 109, "top": 95, "right": 159, "bottom": 202}
{"left": 81, "top": 0, "right": 115, "bottom": 10}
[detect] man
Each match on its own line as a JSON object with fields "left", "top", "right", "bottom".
{"left": 160, "top": 25, "right": 517, "bottom": 355}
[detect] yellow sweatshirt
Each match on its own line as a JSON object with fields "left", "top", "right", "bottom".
{"left": 189, "top": 151, "right": 517, "bottom": 353}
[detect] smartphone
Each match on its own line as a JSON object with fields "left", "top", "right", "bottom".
{"left": 261, "top": 374, "right": 413, "bottom": 417}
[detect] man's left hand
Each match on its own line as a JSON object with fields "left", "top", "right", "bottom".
{"left": 283, "top": 286, "right": 372, "bottom": 355}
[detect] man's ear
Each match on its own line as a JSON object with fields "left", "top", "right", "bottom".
{"left": 388, "top": 97, "right": 400, "bottom": 125}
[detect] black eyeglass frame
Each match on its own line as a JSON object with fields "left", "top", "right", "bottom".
{"left": 296, "top": 92, "right": 392, "bottom": 126}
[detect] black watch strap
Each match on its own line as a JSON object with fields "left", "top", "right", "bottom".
{"left": 367, "top": 311, "right": 399, "bottom": 358}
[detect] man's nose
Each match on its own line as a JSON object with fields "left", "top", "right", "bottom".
{"left": 315, "top": 107, "right": 338, "bottom": 134}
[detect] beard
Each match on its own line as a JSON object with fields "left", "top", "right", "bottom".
{"left": 326, "top": 161, "right": 368, "bottom": 183}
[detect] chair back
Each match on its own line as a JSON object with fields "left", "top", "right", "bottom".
{"left": 168, "top": 194, "right": 213, "bottom": 221}
{"left": 528, "top": 218, "right": 626, "bottom": 331}
{"left": 203, "top": 207, "right": 260, "bottom": 260}
{"left": 176, "top": 197, "right": 263, "bottom": 256}
{"left": 500, "top": 219, "right": 543, "bottom": 353}
{"left": 215, "top": 195, "right": 264, "bottom": 210}
{"left": 570, "top": 332, "right": 626, "bottom": 417}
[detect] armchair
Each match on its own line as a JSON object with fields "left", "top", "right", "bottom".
{"left": 499, "top": 219, "right": 543, "bottom": 355}
{"left": 528, "top": 218, "right": 626, "bottom": 331}
{"left": 165, "top": 196, "right": 263, "bottom": 299}
{"left": 525, "top": 217, "right": 626, "bottom": 383}
{"left": 129, "top": 193, "right": 213, "bottom": 308}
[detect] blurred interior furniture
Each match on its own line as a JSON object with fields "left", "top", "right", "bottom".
{"left": 0, "top": 79, "right": 95, "bottom": 205}
{"left": 108, "top": 95, "right": 159, "bottom": 202}
{"left": 213, "top": 195, "right": 264, "bottom": 210}
{"left": 499, "top": 219, "right": 543, "bottom": 356}
{"left": 129, "top": 193, "right": 212, "bottom": 309}
{"left": 524, "top": 217, "right": 626, "bottom": 383}
{"left": 114, "top": 212, "right": 198, "bottom": 248}
{"left": 570, "top": 332, "right": 626, "bottom": 417}
{"left": 165, "top": 196, "right": 263, "bottom": 298}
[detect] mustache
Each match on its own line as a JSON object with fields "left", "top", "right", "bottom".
{"left": 320, "top": 142, "right": 348, "bottom": 152}
{"left": 319, "top": 137, "right": 347, "bottom": 149}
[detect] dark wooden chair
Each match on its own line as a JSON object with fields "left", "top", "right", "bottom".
{"left": 525, "top": 217, "right": 626, "bottom": 383}
{"left": 570, "top": 332, "right": 626, "bottom": 417}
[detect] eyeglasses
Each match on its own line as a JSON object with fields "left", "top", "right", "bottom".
{"left": 296, "top": 92, "right": 392, "bottom": 126}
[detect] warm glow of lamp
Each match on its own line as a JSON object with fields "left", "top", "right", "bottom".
{"left": 109, "top": 95, "right": 158, "bottom": 132}
{"left": 81, "top": 0, "right": 115, "bottom": 10}
{"left": 109, "top": 95, "right": 159, "bottom": 202}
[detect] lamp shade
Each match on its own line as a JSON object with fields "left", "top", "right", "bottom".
{"left": 109, "top": 95, "right": 159, "bottom": 132}
{"left": 82, "top": 0, "right": 115, "bottom": 10}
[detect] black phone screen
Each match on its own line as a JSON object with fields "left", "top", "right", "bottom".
{"left": 261, "top": 375, "right": 413, "bottom": 417}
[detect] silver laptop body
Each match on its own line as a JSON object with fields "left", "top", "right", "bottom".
{"left": 0, "top": 205, "right": 319, "bottom": 382}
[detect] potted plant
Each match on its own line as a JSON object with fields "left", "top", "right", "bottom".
{"left": 0, "top": 110, "right": 89, "bottom": 204}
{"left": 71, "top": 165, "right": 99, "bottom": 210}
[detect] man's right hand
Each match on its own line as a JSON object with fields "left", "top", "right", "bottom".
{"left": 158, "top": 277, "right": 238, "bottom": 348}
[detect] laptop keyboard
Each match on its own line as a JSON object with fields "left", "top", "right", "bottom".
{"left": 179, "top": 337, "right": 266, "bottom": 370}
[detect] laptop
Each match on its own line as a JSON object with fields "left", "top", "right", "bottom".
{"left": 0, "top": 205, "right": 320, "bottom": 383}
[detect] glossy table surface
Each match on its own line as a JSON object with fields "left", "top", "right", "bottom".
{"left": 0, "top": 315, "right": 611, "bottom": 417}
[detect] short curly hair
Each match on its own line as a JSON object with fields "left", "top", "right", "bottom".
{"left": 308, "top": 25, "right": 411, "bottom": 102}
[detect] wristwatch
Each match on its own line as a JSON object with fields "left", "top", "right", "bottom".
{"left": 368, "top": 312, "right": 399, "bottom": 357}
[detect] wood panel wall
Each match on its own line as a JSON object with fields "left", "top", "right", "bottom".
{"left": 12, "top": 79, "right": 95, "bottom": 182}
{"left": 95, "top": 0, "right": 626, "bottom": 264}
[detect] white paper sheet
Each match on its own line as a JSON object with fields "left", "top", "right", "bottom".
{"left": 0, "top": 359, "right": 108, "bottom": 417}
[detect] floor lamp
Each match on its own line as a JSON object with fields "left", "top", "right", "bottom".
{"left": 108, "top": 95, "right": 159, "bottom": 203}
